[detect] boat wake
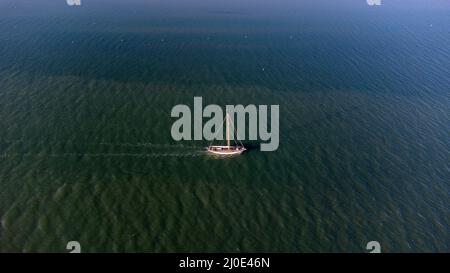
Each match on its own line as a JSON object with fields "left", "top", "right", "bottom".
{"left": 0, "top": 152, "right": 205, "bottom": 158}
{"left": 0, "top": 140, "right": 205, "bottom": 159}
{"left": 1, "top": 140, "right": 200, "bottom": 149}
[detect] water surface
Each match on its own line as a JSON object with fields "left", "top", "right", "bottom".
{"left": 0, "top": 0, "right": 449, "bottom": 252}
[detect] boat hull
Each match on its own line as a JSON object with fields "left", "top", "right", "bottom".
{"left": 207, "top": 146, "right": 246, "bottom": 155}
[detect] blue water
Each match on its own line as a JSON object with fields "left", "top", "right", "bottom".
{"left": 0, "top": 0, "right": 449, "bottom": 252}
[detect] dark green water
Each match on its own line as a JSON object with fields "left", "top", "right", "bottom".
{"left": 0, "top": 0, "right": 449, "bottom": 252}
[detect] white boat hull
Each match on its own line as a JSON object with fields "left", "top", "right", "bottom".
{"left": 207, "top": 145, "right": 246, "bottom": 155}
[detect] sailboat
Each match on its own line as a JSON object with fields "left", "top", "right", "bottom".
{"left": 207, "top": 113, "right": 246, "bottom": 155}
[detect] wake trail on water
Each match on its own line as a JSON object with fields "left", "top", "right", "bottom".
{"left": 0, "top": 152, "right": 205, "bottom": 158}
{"left": 1, "top": 140, "right": 200, "bottom": 149}
{"left": 0, "top": 140, "right": 206, "bottom": 158}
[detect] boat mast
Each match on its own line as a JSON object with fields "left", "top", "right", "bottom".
{"left": 226, "top": 113, "right": 230, "bottom": 148}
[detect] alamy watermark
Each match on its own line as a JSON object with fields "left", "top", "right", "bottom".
{"left": 66, "top": 0, "right": 81, "bottom": 6}
{"left": 366, "top": 241, "right": 381, "bottom": 253}
{"left": 171, "top": 97, "right": 279, "bottom": 152}
{"left": 366, "top": 0, "right": 381, "bottom": 6}
{"left": 66, "top": 241, "right": 81, "bottom": 253}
